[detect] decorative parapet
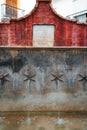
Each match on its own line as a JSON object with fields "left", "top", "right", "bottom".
{"left": 0, "top": 0, "right": 87, "bottom": 46}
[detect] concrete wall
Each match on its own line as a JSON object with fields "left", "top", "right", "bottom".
{"left": 0, "top": 48, "right": 87, "bottom": 111}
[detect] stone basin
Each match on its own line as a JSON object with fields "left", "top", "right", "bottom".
{"left": 0, "top": 111, "right": 87, "bottom": 130}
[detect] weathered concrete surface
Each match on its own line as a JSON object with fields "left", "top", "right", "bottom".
{"left": 0, "top": 48, "right": 87, "bottom": 111}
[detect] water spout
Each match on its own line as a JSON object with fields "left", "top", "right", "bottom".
{"left": 56, "top": 112, "right": 65, "bottom": 127}
{"left": 26, "top": 117, "right": 31, "bottom": 125}
{"left": 56, "top": 118, "right": 65, "bottom": 126}
{"left": 26, "top": 112, "right": 31, "bottom": 125}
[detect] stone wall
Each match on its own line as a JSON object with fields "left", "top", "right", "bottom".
{"left": 0, "top": 48, "right": 87, "bottom": 111}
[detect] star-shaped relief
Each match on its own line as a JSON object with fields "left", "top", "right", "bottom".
{"left": 78, "top": 74, "right": 87, "bottom": 90}
{"left": 78, "top": 74, "right": 87, "bottom": 82}
{"left": 24, "top": 73, "right": 36, "bottom": 82}
{"left": 51, "top": 72, "right": 64, "bottom": 88}
{"left": 0, "top": 73, "right": 9, "bottom": 86}
{"left": 23, "top": 72, "right": 36, "bottom": 91}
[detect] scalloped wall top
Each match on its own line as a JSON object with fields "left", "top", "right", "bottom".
{"left": 0, "top": 0, "right": 87, "bottom": 47}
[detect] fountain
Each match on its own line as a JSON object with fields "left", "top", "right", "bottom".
{"left": 26, "top": 112, "right": 31, "bottom": 125}
{"left": 0, "top": 0, "right": 86, "bottom": 129}
{"left": 55, "top": 112, "right": 65, "bottom": 130}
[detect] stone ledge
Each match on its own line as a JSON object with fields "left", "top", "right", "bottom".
{"left": 36, "top": 0, "right": 52, "bottom": 2}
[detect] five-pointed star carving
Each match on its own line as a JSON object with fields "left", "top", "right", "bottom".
{"left": 23, "top": 73, "right": 36, "bottom": 86}
{"left": 51, "top": 72, "right": 63, "bottom": 88}
{"left": 0, "top": 73, "right": 9, "bottom": 86}
{"left": 78, "top": 74, "right": 87, "bottom": 90}
{"left": 78, "top": 74, "right": 87, "bottom": 82}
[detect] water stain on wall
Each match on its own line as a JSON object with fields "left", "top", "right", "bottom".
{"left": 0, "top": 48, "right": 87, "bottom": 111}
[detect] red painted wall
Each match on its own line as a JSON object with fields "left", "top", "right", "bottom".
{"left": 0, "top": 0, "right": 87, "bottom": 46}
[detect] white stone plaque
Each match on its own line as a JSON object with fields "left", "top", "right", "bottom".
{"left": 33, "top": 25, "right": 54, "bottom": 47}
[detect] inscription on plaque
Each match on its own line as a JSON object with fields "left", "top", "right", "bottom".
{"left": 33, "top": 25, "right": 54, "bottom": 47}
